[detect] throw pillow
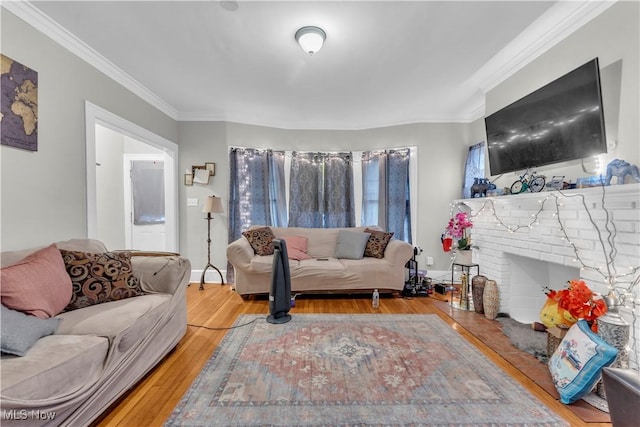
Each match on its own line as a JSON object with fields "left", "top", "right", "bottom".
{"left": 60, "top": 250, "right": 145, "bottom": 312}
{"left": 282, "top": 235, "right": 312, "bottom": 261}
{"left": 1, "top": 305, "right": 61, "bottom": 356}
{"left": 364, "top": 228, "right": 394, "bottom": 259}
{"left": 242, "top": 227, "right": 276, "bottom": 256}
{"left": 335, "top": 230, "right": 371, "bottom": 260}
{"left": 548, "top": 319, "right": 618, "bottom": 404}
{"left": 0, "top": 244, "right": 73, "bottom": 319}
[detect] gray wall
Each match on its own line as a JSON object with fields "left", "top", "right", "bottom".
{"left": 177, "top": 122, "right": 471, "bottom": 272}
{"left": 0, "top": 10, "right": 177, "bottom": 251}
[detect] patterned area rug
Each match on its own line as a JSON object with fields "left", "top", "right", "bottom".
{"left": 166, "top": 314, "right": 568, "bottom": 426}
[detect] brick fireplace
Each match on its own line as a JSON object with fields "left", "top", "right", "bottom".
{"left": 459, "top": 183, "right": 640, "bottom": 368}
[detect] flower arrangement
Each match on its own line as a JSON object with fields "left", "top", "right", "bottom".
{"left": 445, "top": 212, "right": 473, "bottom": 250}
{"left": 540, "top": 279, "right": 607, "bottom": 332}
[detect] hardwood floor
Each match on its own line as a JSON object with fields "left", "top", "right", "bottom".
{"left": 95, "top": 284, "right": 611, "bottom": 427}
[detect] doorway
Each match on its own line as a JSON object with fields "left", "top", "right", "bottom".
{"left": 85, "top": 101, "right": 179, "bottom": 252}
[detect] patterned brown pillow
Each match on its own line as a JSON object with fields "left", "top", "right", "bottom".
{"left": 59, "top": 250, "right": 145, "bottom": 311}
{"left": 242, "top": 227, "right": 276, "bottom": 256}
{"left": 363, "top": 228, "right": 394, "bottom": 259}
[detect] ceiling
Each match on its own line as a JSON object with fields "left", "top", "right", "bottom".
{"left": 16, "top": 1, "right": 612, "bottom": 129}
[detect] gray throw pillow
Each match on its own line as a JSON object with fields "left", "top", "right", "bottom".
{"left": 335, "top": 230, "right": 371, "bottom": 260}
{"left": 1, "top": 305, "right": 60, "bottom": 356}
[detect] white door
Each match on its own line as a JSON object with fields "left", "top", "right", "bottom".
{"left": 124, "top": 155, "right": 167, "bottom": 251}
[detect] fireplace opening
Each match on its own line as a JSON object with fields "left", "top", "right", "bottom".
{"left": 505, "top": 253, "right": 579, "bottom": 324}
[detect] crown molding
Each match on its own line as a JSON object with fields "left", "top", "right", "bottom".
{"left": 472, "top": 0, "right": 616, "bottom": 94}
{"left": 2, "top": 1, "right": 178, "bottom": 120}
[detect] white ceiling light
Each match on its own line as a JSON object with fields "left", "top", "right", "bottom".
{"left": 295, "top": 26, "right": 326, "bottom": 55}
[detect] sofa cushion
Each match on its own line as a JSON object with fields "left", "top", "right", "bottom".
{"left": 335, "top": 230, "right": 371, "bottom": 260}
{"left": 56, "top": 293, "right": 171, "bottom": 353}
{"left": 1, "top": 305, "right": 61, "bottom": 356}
{"left": 364, "top": 228, "right": 394, "bottom": 259}
{"left": 60, "top": 250, "right": 145, "bottom": 311}
{"left": 548, "top": 319, "right": 617, "bottom": 404}
{"left": 281, "top": 236, "right": 312, "bottom": 261}
{"left": 0, "top": 244, "right": 73, "bottom": 319}
{"left": 242, "top": 227, "right": 275, "bottom": 256}
{"left": 0, "top": 334, "right": 108, "bottom": 400}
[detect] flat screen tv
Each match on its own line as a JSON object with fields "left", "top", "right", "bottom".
{"left": 485, "top": 58, "right": 607, "bottom": 175}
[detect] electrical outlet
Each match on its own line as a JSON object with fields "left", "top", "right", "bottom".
{"left": 187, "top": 198, "right": 199, "bottom": 207}
{"left": 426, "top": 256, "right": 434, "bottom": 266}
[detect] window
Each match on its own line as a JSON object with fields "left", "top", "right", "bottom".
{"left": 462, "top": 142, "right": 486, "bottom": 199}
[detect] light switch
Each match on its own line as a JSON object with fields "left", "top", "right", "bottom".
{"left": 187, "top": 198, "right": 199, "bottom": 207}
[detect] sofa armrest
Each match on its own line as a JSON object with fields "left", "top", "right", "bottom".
{"left": 383, "top": 240, "right": 414, "bottom": 265}
{"left": 227, "top": 237, "right": 255, "bottom": 269}
{"left": 131, "top": 255, "right": 191, "bottom": 294}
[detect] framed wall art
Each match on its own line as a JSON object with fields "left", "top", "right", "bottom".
{"left": 1, "top": 54, "right": 38, "bottom": 151}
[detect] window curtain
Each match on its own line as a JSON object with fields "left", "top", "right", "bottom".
{"left": 462, "top": 142, "right": 486, "bottom": 199}
{"left": 361, "top": 149, "right": 411, "bottom": 243}
{"left": 131, "top": 160, "right": 165, "bottom": 225}
{"left": 227, "top": 148, "right": 285, "bottom": 281}
{"left": 288, "top": 152, "right": 355, "bottom": 228}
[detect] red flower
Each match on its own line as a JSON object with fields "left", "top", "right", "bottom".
{"left": 545, "top": 279, "right": 607, "bottom": 332}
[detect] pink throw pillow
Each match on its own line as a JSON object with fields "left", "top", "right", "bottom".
{"left": 282, "top": 236, "right": 312, "bottom": 261}
{"left": 0, "top": 244, "right": 73, "bottom": 319}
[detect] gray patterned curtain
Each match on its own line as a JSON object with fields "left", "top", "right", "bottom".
{"left": 289, "top": 152, "right": 354, "bottom": 228}
{"left": 227, "top": 148, "right": 286, "bottom": 281}
{"left": 463, "top": 142, "right": 485, "bottom": 198}
{"left": 361, "top": 149, "right": 411, "bottom": 243}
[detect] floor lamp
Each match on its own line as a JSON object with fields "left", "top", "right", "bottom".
{"left": 200, "top": 195, "right": 225, "bottom": 290}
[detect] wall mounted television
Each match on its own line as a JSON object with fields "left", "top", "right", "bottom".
{"left": 485, "top": 58, "right": 607, "bottom": 176}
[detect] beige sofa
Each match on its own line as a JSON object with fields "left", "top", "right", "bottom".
{"left": 227, "top": 226, "right": 413, "bottom": 296}
{"left": 0, "top": 239, "right": 190, "bottom": 426}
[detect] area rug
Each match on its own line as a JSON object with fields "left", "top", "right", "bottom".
{"left": 166, "top": 314, "right": 568, "bottom": 426}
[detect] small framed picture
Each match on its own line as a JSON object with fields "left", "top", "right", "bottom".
{"left": 192, "top": 166, "right": 210, "bottom": 184}
{"left": 205, "top": 162, "right": 216, "bottom": 176}
{"left": 184, "top": 173, "right": 193, "bottom": 186}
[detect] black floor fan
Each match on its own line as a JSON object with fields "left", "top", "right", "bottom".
{"left": 267, "top": 238, "right": 292, "bottom": 324}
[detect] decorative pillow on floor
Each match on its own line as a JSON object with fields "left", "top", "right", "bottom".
{"left": 363, "top": 228, "right": 394, "bottom": 259}
{"left": 335, "top": 230, "right": 371, "bottom": 260}
{"left": 0, "top": 244, "right": 72, "bottom": 319}
{"left": 1, "top": 305, "right": 61, "bottom": 356}
{"left": 60, "top": 250, "right": 145, "bottom": 312}
{"left": 242, "top": 227, "right": 276, "bottom": 256}
{"left": 548, "top": 319, "right": 618, "bottom": 404}
{"left": 281, "top": 235, "right": 312, "bottom": 261}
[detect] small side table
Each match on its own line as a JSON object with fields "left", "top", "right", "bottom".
{"left": 451, "top": 262, "right": 479, "bottom": 309}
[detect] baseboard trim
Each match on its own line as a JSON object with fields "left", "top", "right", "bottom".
{"left": 190, "top": 269, "right": 227, "bottom": 284}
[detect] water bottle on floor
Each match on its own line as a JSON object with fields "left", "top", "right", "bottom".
{"left": 372, "top": 289, "right": 380, "bottom": 308}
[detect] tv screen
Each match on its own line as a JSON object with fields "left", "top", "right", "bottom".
{"left": 485, "top": 58, "right": 607, "bottom": 175}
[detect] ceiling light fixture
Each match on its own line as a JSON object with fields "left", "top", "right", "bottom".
{"left": 295, "top": 26, "right": 326, "bottom": 55}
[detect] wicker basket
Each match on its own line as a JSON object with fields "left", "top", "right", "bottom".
{"left": 546, "top": 326, "right": 569, "bottom": 357}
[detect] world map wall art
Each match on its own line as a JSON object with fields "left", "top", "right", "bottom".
{"left": 1, "top": 54, "right": 38, "bottom": 151}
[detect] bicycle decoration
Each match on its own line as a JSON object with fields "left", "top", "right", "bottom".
{"left": 510, "top": 169, "right": 546, "bottom": 194}
{"left": 442, "top": 211, "right": 473, "bottom": 252}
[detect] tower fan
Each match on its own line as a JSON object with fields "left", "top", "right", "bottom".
{"left": 267, "top": 238, "right": 292, "bottom": 324}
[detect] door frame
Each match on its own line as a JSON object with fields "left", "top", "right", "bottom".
{"left": 85, "top": 101, "right": 179, "bottom": 252}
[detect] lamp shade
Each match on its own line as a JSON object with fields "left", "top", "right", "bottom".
{"left": 203, "top": 196, "right": 224, "bottom": 214}
{"left": 295, "top": 26, "right": 326, "bottom": 55}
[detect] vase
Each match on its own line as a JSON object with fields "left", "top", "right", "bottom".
{"left": 483, "top": 279, "right": 499, "bottom": 320}
{"left": 596, "top": 292, "right": 631, "bottom": 398}
{"left": 471, "top": 275, "right": 487, "bottom": 314}
{"left": 455, "top": 249, "right": 473, "bottom": 265}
